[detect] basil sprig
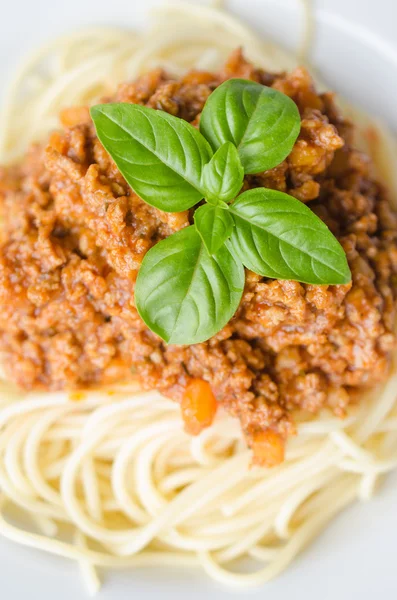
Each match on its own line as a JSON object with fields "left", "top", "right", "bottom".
{"left": 91, "top": 78, "right": 351, "bottom": 345}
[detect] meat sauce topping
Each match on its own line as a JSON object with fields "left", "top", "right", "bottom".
{"left": 0, "top": 50, "right": 396, "bottom": 464}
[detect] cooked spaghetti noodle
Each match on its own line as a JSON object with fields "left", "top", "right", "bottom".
{"left": 0, "top": 1, "right": 397, "bottom": 596}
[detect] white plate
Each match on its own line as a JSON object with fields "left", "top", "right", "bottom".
{"left": 1, "top": 1, "right": 397, "bottom": 598}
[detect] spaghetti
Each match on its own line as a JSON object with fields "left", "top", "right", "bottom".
{"left": 0, "top": 1, "right": 397, "bottom": 596}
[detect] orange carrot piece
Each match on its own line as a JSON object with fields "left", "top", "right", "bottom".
{"left": 181, "top": 378, "right": 217, "bottom": 436}
{"left": 252, "top": 429, "right": 285, "bottom": 467}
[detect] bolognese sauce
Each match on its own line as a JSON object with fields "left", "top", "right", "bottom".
{"left": 0, "top": 50, "right": 396, "bottom": 464}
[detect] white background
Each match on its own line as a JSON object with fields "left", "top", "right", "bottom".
{"left": 1, "top": 1, "right": 397, "bottom": 598}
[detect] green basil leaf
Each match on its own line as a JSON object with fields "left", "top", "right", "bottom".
{"left": 200, "top": 79, "right": 300, "bottom": 174}
{"left": 194, "top": 203, "right": 234, "bottom": 254}
{"left": 201, "top": 142, "right": 244, "bottom": 203}
{"left": 90, "top": 103, "right": 213, "bottom": 212}
{"left": 135, "top": 226, "right": 244, "bottom": 344}
{"left": 229, "top": 188, "right": 351, "bottom": 285}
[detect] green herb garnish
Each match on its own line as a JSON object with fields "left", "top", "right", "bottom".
{"left": 91, "top": 78, "right": 351, "bottom": 345}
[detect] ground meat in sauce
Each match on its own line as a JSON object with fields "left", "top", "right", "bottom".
{"left": 0, "top": 50, "right": 396, "bottom": 460}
